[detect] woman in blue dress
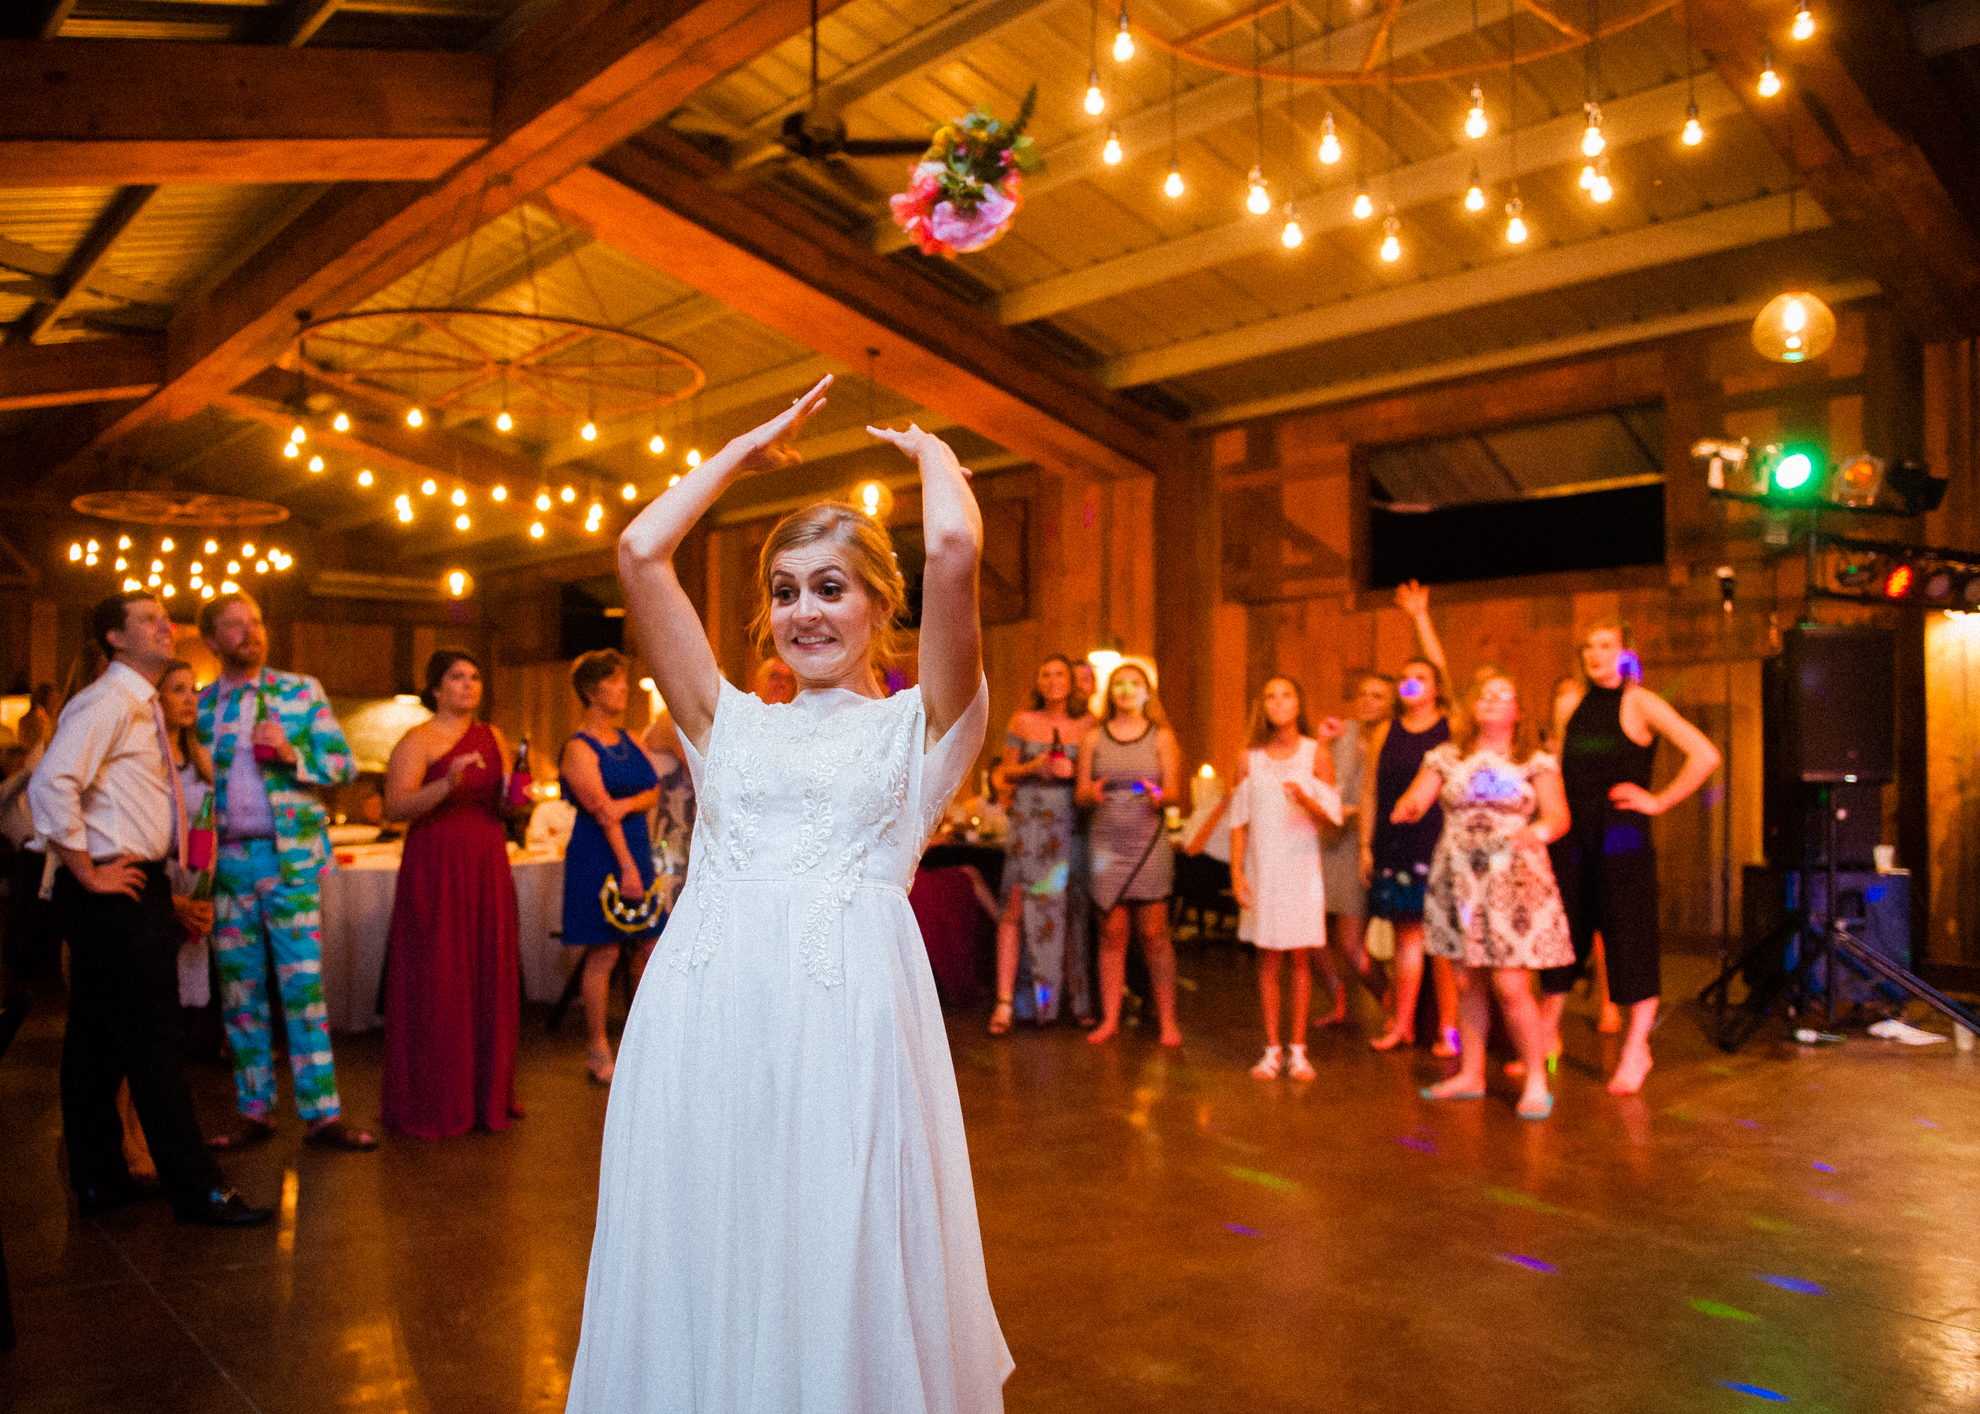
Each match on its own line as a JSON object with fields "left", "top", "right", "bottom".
{"left": 559, "top": 649, "right": 661, "bottom": 1085}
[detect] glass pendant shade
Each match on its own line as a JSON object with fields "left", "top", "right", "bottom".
{"left": 1751, "top": 291, "right": 1836, "bottom": 363}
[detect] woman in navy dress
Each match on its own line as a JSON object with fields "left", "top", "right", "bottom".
{"left": 560, "top": 650, "right": 661, "bottom": 1085}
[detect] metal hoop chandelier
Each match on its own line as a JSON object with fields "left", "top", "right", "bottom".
{"left": 293, "top": 309, "right": 706, "bottom": 423}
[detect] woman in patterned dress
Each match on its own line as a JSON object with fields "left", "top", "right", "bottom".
{"left": 1390, "top": 671, "right": 1574, "bottom": 1119}
{"left": 988, "top": 654, "right": 1094, "bottom": 1033}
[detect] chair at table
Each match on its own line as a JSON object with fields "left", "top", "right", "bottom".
{"left": 1171, "top": 851, "right": 1241, "bottom": 946}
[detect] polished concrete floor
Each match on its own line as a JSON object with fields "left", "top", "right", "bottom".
{"left": 2, "top": 945, "right": 1976, "bottom": 1414}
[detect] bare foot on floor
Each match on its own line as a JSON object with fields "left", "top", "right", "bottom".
{"left": 1159, "top": 1026, "right": 1183, "bottom": 1048}
{"left": 1370, "top": 1028, "right": 1412, "bottom": 1051}
{"left": 1421, "top": 1074, "right": 1486, "bottom": 1100}
{"left": 1598, "top": 1002, "right": 1624, "bottom": 1034}
{"left": 1607, "top": 1044, "right": 1653, "bottom": 1095}
{"left": 1085, "top": 1022, "right": 1119, "bottom": 1045}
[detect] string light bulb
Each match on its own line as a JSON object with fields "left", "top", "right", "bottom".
{"left": 1581, "top": 103, "right": 1605, "bottom": 157}
{"left": 491, "top": 485, "right": 507, "bottom": 502}
{"left": 1102, "top": 127, "right": 1123, "bottom": 165}
{"left": 580, "top": 420, "right": 598, "bottom": 441}
{"left": 308, "top": 455, "right": 324, "bottom": 472}
{"left": 535, "top": 491, "right": 552, "bottom": 511}
{"left": 283, "top": 442, "right": 299, "bottom": 459}
{"left": 406, "top": 407, "right": 423, "bottom": 427}
{"left": 621, "top": 483, "right": 639, "bottom": 500}
{"left": 68, "top": 543, "right": 81, "bottom": 561}
{"left": 686, "top": 449, "right": 701, "bottom": 468}
{"left": 331, "top": 412, "right": 349, "bottom": 433}
{"left": 421, "top": 478, "right": 437, "bottom": 496}
{"left": 160, "top": 538, "right": 173, "bottom": 552}
{"left": 1085, "top": 70, "right": 1105, "bottom": 115}
{"left": 1682, "top": 102, "right": 1704, "bottom": 146}
{"left": 289, "top": 426, "right": 306, "bottom": 445}
{"left": 529, "top": 521, "right": 545, "bottom": 539}
{"left": 450, "top": 487, "right": 467, "bottom": 507}
{"left": 1791, "top": 4, "right": 1815, "bottom": 40}
{"left": 1590, "top": 159, "right": 1614, "bottom": 203}
{"left": 560, "top": 485, "right": 576, "bottom": 502}
{"left": 1757, "top": 53, "right": 1781, "bottom": 97}
{"left": 1280, "top": 205, "right": 1303, "bottom": 249}
{"left": 495, "top": 410, "right": 513, "bottom": 432}
{"left": 202, "top": 540, "right": 215, "bottom": 554}
{"left": 1163, "top": 161, "right": 1184, "bottom": 199}
{"left": 1352, "top": 184, "right": 1373, "bottom": 220}
{"left": 1464, "top": 168, "right": 1486, "bottom": 212}
{"left": 648, "top": 433, "right": 665, "bottom": 454}
{"left": 1113, "top": 7, "right": 1134, "bottom": 61}
{"left": 455, "top": 513, "right": 471, "bottom": 531}
{"left": 1580, "top": 162, "right": 1597, "bottom": 191}
{"left": 1505, "top": 195, "right": 1529, "bottom": 244}
{"left": 1245, "top": 166, "right": 1270, "bottom": 215}
{"left": 1379, "top": 214, "right": 1402, "bottom": 263}
{"left": 1464, "top": 84, "right": 1488, "bottom": 140}
{"left": 357, "top": 469, "right": 374, "bottom": 487}
{"left": 1318, "top": 112, "right": 1341, "bottom": 165}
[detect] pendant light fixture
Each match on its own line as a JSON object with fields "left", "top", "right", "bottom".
{"left": 1280, "top": 5, "right": 1302, "bottom": 250}
{"left": 1163, "top": 48, "right": 1184, "bottom": 197}
{"left": 1281, "top": 205, "right": 1305, "bottom": 248}
{"left": 1318, "top": 0, "right": 1342, "bottom": 165}
{"left": 1246, "top": 10, "right": 1269, "bottom": 215}
{"left": 1753, "top": 187, "right": 1835, "bottom": 363}
{"left": 1103, "top": 127, "right": 1123, "bottom": 164}
{"left": 1791, "top": 3, "right": 1815, "bottom": 41}
{"left": 1378, "top": 26, "right": 1401, "bottom": 263}
{"left": 1505, "top": 16, "right": 1528, "bottom": 245}
{"left": 1113, "top": 4, "right": 1135, "bottom": 62}
{"left": 1085, "top": 1, "right": 1105, "bottom": 114}
{"left": 1681, "top": 0, "right": 1704, "bottom": 145}
{"left": 1465, "top": 166, "right": 1486, "bottom": 212}
{"left": 1462, "top": 0, "right": 1487, "bottom": 138}
{"left": 1757, "top": 51, "right": 1781, "bottom": 97}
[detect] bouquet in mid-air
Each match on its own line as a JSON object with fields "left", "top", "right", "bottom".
{"left": 890, "top": 86, "right": 1041, "bottom": 258}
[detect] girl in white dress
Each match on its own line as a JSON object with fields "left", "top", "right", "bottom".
{"left": 1229, "top": 677, "right": 1342, "bottom": 1080}
{"left": 567, "top": 378, "right": 1011, "bottom": 1412}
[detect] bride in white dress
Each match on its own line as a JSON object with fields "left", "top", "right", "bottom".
{"left": 566, "top": 376, "right": 1012, "bottom": 1412}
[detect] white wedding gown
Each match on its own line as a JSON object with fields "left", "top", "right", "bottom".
{"left": 566, "top": 677, "right": 1011, "bottom": 1413}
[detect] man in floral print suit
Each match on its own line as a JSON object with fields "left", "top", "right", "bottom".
{"left": 197, "top": 592, "right": 376, "bottom": 1151}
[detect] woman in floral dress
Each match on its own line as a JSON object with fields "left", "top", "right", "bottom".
{"left": 1390, "top": 670, "right": 1573, "bottom": 1119}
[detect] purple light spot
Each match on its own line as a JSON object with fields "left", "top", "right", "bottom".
{"left": 1914, "top": 1118, "right": 1940, "bottom": 1128}
{"left": 1396, "top": 1135, "right": 1436, "bottom": 1154}
{"left": 1498, "top": 1253, "right": 1557, "bottom": 1273}
{"left": 1811, "top": 1161, "right": 1836, "bottom": 1173}
{"left": 1735, "top": 1119, "right": 1763, "bottom": 1130}
{"left": 1756, "top": 1274, "right": 1825, "bottom": 1295}
{"left": 1223, "top": 1223, "right": 1261, "bottom": 1237}
{"left": 1717, "top": 1382, "right": 1789, "bottom": 1402}
{"left": 1811, "top": 1190, "right": 1848, "bottom": 1204}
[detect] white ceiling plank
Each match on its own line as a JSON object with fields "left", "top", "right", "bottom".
{"left": 1106, "top": 190, "right": 1829, "bottom": 387}
{"left": 1001, "top": 72, "right": 1742, "bottom": 325}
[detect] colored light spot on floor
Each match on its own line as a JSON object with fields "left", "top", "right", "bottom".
{"left": 1718, "top": 1381, "right": 1789, "bottom": 1402}
{"left": 1756, "top": 1274, "right": 1825, "bottom": 1295}
{"left": 1222, "top": 1223, "right": 1261, "bottom": 1237}
{"left": 1811, "top": 1161, "right": 1836, "bottom": 1172}
{"left": 1224, "top": 1166, "right": 1300, "bottom": 1194}
{"left": 963, "top": 1048, "right": 999, "bottom": 1071}
{"left": 1709, "top": 1063, "right": 1738, "bottom": 1076}
{"left": 1913, "top": 1118, "right": 1940, "bottom": 1128}
{"left": 1396, "top": 1134, "right": 1436, "bottom": 1154}
{"left": 1485, "top": 1186, "right": 1562, "bottom": 1215}
{"left": 1810, "top": 1190, "right": 1848, "bottom": 1204}
{"left": 1660, "top": 1105, "right": 1700, "bottom": 1121}
{"left": 1749, "top": 1216, "right": 1796, "bottom": 1234}
{"left": 1735, "top": 1119, "right": 1763, "bottom": 1130}
{"left": 1497, "top": 1253, "right": 1557, "bottom": 1273}
{"left": 1691, "top": 1298, "right": 1760, "bottom": 1322}
{"left": 1901, "top": 1208, "right": 1936, "bottom": 1222}
{"left": 1175, "top": 976, "right": 1198, "bottom": 992}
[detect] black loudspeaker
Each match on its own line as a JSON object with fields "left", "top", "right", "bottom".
{"left": 1762, "top": 780, "right": 1883, "bottom": 870}
{"left": 1766, "top": 626, "right": 1895, "bottom": 784}
{"left": 1741, "top": 866, "right": 1910, "bottom": 1004}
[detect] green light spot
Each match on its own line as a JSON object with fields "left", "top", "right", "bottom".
{"left": 1708, "top": 1063, "right": 1737, "bottom": 1076}
{"left": 1775, "top": 452, "right": 1815, "bottom": 490}
{"left": 1661, "top": 1106, "right": 1700, "bottom": 1122}
{"left": 1691, "top": 1298, "right": 1760, "bottom": 1322}
{"left": 1749, "top": 1216, "right": 1796, "bottom": 1234}
{"left": 1224, "top": 1166, "right": 1301, "bottom": 1194}
{"left": 1901, "top": 1208, "right": 1936, "bottom": 1222}
{"left": 1486, "top": 1186, "right": 1562, "bottom": 1215}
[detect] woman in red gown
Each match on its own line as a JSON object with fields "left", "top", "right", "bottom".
{"left": 380, "top": 650, "right": 522, "bottom": 1137}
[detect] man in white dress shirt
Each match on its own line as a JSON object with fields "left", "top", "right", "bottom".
{"left": 28, "top": 591, "right": 271, "bottom": 1226}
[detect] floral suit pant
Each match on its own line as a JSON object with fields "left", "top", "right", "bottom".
{"left": 213, "top": 839, "right": 342, "bottom": 1123}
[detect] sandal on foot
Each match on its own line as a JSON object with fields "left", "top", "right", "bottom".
{"left": 1517, "top": 1092, "right": 1556, "bottom": 1120}
{"left": 1431, "top": 1026, "right": 1462, "bottom": 1059}
{"left": 206, "top": 1118, "right": 276, "bottom": 1151}
{"left": 1504, "top": 1050, "right": 1561, "bottom": 1079}
{"left": 1249, "top": 1045, "right": 1283, "bottom": 1079}
{"left": 1418, "top": 1084, "right": 1486, "bottom": 1101}
{"left": 987, "top": 1000, "right": 1014, "bottom": 1037}
{"left": 304, "top": 1119, "right": 378, "bottom": 1151}
{"left": 1286, "top": 1045, "right": 1316, "bottom": 1081}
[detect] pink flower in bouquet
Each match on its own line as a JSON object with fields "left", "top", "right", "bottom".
{"left": 927, "top": 184, "right": 1017, "bottom": 254}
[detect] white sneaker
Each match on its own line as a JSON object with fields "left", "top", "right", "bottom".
{"left": 1868, "top": 1018, "right": 1949, "bottom": 1045}
{"left": 1286, "top": 1045, "right": 1316, "bottom": 1081}
{"left": 1250, "top": 1046, "right": 1283, "bottom": 1079}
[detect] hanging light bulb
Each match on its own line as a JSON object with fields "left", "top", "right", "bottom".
{"left": 495, "top": 410, "right": 513, "bottom": 432}
{"left": 1085, "top": 69, "right": 1105, "bottom": 115}
{"left": 1163, "top": 161, "right": 1184, "bottom": 199}
{"left": 1582, "top": 103, "right": 1605, "bottom": 157}
{"left": 1352, "top": 184, "right": 1373, "bottom": 220}
{"left": 536, "top": 491, "right": 552, "bottom": 511}
{"left": 307, "top": 455, "right": 324, "bottom": 473}
{"left": 648, "top": 433, "right": 666, "bottom": 454}
{"left": 289, "top": 425, "right": 306, "bottom": 445}
{"left": 1245, "top": 166, "right": 1271, "bottom": 215}
{"left": 397, "top": 501, "right": 413, "bottom": 524}
{"left": 529, "top": 521, "right": 545, "bottom": 539}
{"left": 1791, "top": 4, "right": 1815, "bottom": 41}
{"left": 357, "top": 469, "right": 374, "bottom": 487}
{"left": 160, "top": 538, "right": 173, "bottom": 552}
{"left": 1464, "top": 168, "right": 1486, "bottom": 212}
{"left": 1580, "top": 162, "right": 1597, "bottom": 191}
{"left": 1505, "top": 195, "right": 1529, "bottom": 244}
{"left": 1590, "top": 159, "right": 1614, "bottom": 203}
{"left": 283, "top": 442, "right": 299, "bottom": 459}
{"left": 1682, "top": 102, "right": 1704, "bottom": 146}
{"left": 450, "top": 487, "right": 467, "bottom": 507}
{"left": 686, "top": 449, "right": 702, "bottom": 468}
{"left": 406, "top": 407, "right": 423, "bottom": 427}
{"left": 1102, "top": 127, "right": 1123, "bottom": 165}
{"left": 1752, "top": 291, "right": 1836, "bottom": 363}
{"left": 668, "top": 474, "right": 682, "bottom": 488}
{"left": 1280, "top": 205, "right": 1304, "bottom": 249}
{"left": 115, "top": 557, "right": 127, "bottom": 571}
{"left": 1757, "top": 53, "right": 1781, "bottom": 97}
{"left": 68, "top": 543, "right": 81, "bottom": 561}
{"left": 1113, "top": 8, "right": 1135, "bottom": 62}
{"left": 331, "top": 412, "right": 349, "bottom": 433}
{"left": 491, "top": 485, "right": 508, "bottom": 502}
{"left": 421, "top": 478, "right": 437, "bottom": 496}
{"left": 1464, "top": 84, "right": 1488, "bottom": 140}
{"left": 1379, "top": 214, "right": 1402, "bottom": 263}
{"left": 560, "top": 485, "right": 577, "bottom": 502}
{"left": 1318, "top": 112, "right": 1342, "bottom": 165}
{"left": 455, "top": 513, "right": 471, "bottom": 531}
{"left": 580, "top": 420, "right": 598, "bottom": 441}
{"left": 621, "top": 483, "right": 639, "bottom": 500}
{"left": 150, "top": 559, "right": 164, "bottom": 573}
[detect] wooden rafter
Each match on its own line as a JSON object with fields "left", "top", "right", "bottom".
{"left": 268, "top": 0, "right": 344, "bottom": 47}
{"left": 15, "top": 186, "right": 158, "bottom": 346}
{"left": 0, "top": 337, "right": 162, "bottom": 412}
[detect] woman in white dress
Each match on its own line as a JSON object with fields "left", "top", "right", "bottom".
{"left": 566, "top": 377, "right": 1011, "bottom": 1412}
{"left": 1229, "top": 677, "right": 1341, "bottom": 1080}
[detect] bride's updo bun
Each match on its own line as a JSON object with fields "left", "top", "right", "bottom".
{"left": 751, "top": 501, "right": 907, "bottom": 669}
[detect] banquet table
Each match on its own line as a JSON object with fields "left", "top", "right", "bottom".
{"left": 317, "top": 840, "right": 569, "bottom": 1032}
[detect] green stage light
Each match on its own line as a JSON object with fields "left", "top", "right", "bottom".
{"left": 1774, "top": 452, "right": 1815, "bottom": 490}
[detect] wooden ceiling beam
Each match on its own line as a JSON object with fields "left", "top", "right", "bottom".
{"left": 37, "top": 0, "right": 858, "bottom": 494}
{"left": 1689, "top": 0, "right": 1980, "bottom": 340}
{"left": 268, "top": 0, "right": 344, "bottom": 47}
{"left": 551, "top": 133, "right": 1185, "bottom": 482}
{"left": 1105, "top": 191, "right": 1829, "bottom": 387}
{"left": 0, "top": 336, "right": 162, "bottom": 411}
{"left": 16, "top": 186, "right": 159, "bottom": 345}
{"left": 0, "top": 40, "right": 493, "bottom": 187}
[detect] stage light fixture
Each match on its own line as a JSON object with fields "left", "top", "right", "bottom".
{"left": 1832, "top": 452, "right": 1885, "bottom": 507}
{"left": 1920, "top": 566, "right": 1955, "bottom": 603}
{"left": 1834, "top": 556, "right": 1879, "bottom": 589}
{"left": 1882, "top": 563, "right": 1914, "bottom": 599}
{"left": 1887, "top": 460, "right": 1949, "bottom": 516}
{"left": 1960, "top": 572, "right": 1980, "bottom": 610}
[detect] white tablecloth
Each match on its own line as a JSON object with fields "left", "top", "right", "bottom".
{"left": 318, "top": 841, "right": 570, "bottom": 1032}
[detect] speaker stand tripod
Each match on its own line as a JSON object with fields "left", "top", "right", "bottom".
{"left": 1697, "top": 785, "right": 1980, "bottom": 1052}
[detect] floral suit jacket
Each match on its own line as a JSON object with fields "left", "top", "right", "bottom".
{"left": 197, "top": 668, "right": 358, "bottom": 887}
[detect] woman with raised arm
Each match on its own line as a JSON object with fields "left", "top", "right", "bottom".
{"left": 1539, "top": 621, "right": 1720, "bottom": 1096}
{"left": 565, "top": 380, "right": 1010, "bottom": 1413}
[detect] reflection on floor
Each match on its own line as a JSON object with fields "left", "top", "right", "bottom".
{"left": 1, "top": 946, "right": 1975, "bottom": 1413}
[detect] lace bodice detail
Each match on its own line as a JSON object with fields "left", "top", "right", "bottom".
{"left": 672, "top": 677, "right": 989, "bottom": 983}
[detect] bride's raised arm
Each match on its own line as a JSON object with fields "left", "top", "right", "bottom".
{"left": 619, "top": 376, "right": 834, "bottom": 755}
{"left": 869, "top": 424, "right": 982, "bottom": 745}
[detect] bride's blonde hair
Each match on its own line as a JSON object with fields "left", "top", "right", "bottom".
{"left": 750, "top": 502, "right": 907, "bottom": 670}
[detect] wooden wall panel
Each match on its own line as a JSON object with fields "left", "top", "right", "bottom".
{"left": 1924, "top": 613, "right": 1980, "bottom": 969}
